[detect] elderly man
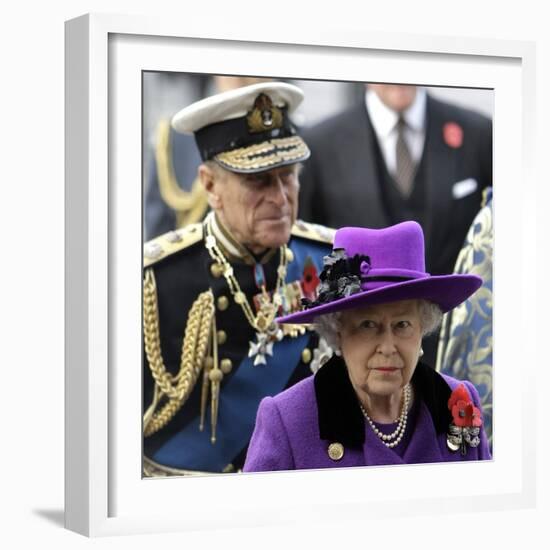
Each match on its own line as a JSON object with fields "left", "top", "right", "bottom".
{"left": 144, "top": 75, "right": 274, "bottom": 239}
{"left": 143, "top": 82, "right": 334, "bottom": 476}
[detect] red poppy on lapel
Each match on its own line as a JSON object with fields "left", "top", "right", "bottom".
{"left": 448, "top": 383, "right": 470, "bottom": 409}
{"left": 443, "top": 121, "right": 463, "bottom": 148}
{"left": 448, "top": 384, "right": 482, "bottom": 428}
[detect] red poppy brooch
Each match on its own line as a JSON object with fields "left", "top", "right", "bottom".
{"left": 446, "top": 383, "right": 482, "bottom": 455}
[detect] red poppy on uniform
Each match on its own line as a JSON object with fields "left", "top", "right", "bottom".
{"left": 301, "top": 258, "right": 320, "bottom": 300}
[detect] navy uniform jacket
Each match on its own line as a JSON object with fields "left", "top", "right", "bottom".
{"left": 298, "top": 94, "right": 493, "bottom": 277}
{"left": 143, "top": 218, "right": 333, "bottom": 475}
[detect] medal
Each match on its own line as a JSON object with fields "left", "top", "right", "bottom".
{"left": 204, "top": 217, "right": 289, "bottom": 366}
{"left": 446, "top": 383, "right": 483, "bottom": 455}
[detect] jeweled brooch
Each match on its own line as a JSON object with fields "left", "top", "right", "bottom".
{"left": 446, "top": 383, "right": 482, "bottom": 455}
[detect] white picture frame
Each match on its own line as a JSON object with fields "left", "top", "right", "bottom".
{"left": 65, "top": 13, "right": 536, "bottom": 537}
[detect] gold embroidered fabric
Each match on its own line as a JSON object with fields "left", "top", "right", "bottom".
{"left": 437, "top": 190, "right": 493, "bottom": 446}
{"left": 155, "top": 118, "right": 209, "bottom": 227}
{"left": 215, "top": 136, "right": 309, "bottom": 171}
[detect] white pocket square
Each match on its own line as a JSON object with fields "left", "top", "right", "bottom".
{"left": 452, "top": 178, "right": 478, "bottom": 199}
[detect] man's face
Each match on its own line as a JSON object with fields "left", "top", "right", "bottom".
{"left": 203, "top": 163, "right": 300, "bottom": 253}
{"left": 368, "top": 84, "right": 417, "bottom": 112}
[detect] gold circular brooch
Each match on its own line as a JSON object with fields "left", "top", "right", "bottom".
{"left": 327, "top": 442, "right": 344, "bottom": 461}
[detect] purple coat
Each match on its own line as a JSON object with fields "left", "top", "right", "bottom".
{"left": 243, "top": 356, "right": 491, "bottom": 471}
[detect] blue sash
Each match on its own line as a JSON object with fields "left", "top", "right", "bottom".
{"left": 152, "top": 236, "right": 329, "bottom": 471}
{"left": 152, "top": 333, "right": 310, "bottom": 471}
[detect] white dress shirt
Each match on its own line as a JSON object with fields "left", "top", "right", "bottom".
{"left": 365, "top": 87, "right": 427, "bottom": 177}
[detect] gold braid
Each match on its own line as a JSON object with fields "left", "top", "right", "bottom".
{"left": 143, "top": 268, "right": 214, "bottom": 436}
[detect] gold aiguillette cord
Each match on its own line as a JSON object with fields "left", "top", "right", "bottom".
{"left": 203, "top": 313, "right": 222, "bottom": 443}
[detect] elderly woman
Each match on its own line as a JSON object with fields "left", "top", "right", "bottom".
{"left": 243, "top": 222, "right": 491, "bottom": 471}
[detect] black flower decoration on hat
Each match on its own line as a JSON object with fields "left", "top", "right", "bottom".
{"left": 301, "top": 249, "right": 370, "bottom": 309}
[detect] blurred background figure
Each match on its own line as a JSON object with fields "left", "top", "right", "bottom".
{"left": 437, "top": 188, "right": 493, "bottom": 448}
{"left": 299, "top": 83, "right": 493, "bottom": 277}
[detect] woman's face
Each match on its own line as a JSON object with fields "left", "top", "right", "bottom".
{"left": 338, "top": 300, "right": 423, "bottom": 401}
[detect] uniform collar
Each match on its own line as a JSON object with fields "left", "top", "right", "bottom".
{"left": 313, "top": 354, "right": 452, "bottom": 449}
{"left": 206, "top": 211, "right": 277, "bottom": 266}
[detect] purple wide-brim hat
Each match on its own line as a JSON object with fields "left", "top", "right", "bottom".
{"left": 278, "top": 221, "right": 482, "bottom": 324}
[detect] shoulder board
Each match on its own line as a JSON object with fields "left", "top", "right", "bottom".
{"left": 144, "top": 223, "right": 203, "bottom": 268}
{"left": 291, "top": 220, "right": 335, "bottom": 245}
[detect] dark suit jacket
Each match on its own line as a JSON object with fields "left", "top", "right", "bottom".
{"left": 298, "top": 94, "right": 493, "bottom": 276}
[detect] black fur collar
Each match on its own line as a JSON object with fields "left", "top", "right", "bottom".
{"left": 314, "top": 355, "right": 453, "bottom": 449}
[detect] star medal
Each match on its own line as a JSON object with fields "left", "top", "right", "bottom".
{"left": 446, "top": 383, "right": 483, "bottom": 455}
{"left": 248, "top": 332, "right": 274, "bottom": 366}
{"left": 248, "top": 293, "right": 283, "bottom": 365}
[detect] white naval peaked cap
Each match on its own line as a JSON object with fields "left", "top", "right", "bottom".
{"left": 170, "top": 82, "right": 310, "bottom": 173}
{"left": 171, "top": 82, "right": 305, "bottom": 134}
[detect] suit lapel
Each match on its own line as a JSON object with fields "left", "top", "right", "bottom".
{"left": 338, "top": 105, "right": 390, "bottom": 228}
{"left": 421, "top": 96, "right": 457, "bottom": 268}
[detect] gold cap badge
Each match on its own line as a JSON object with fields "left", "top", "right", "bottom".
{"left": 247, "top": 93, "right": 283, "bottom": 133}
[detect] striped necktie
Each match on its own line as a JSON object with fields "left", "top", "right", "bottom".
{"left": 395, "top": 116, "right": 416, "bottom": 197}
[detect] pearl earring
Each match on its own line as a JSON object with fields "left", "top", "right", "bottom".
{"left": 419, "top": 348, "right": 424, "bottom": 357}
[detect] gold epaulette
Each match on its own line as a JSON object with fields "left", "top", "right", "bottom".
{"left": 144, "top": 223, "right": 203, "bottom": 268}
{"left": 291, "top": 219, "right": 335, "bottom": 245}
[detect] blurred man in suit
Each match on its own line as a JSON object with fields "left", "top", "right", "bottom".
{"left": 298, "top": 83, "right": 492, "bottom": 277}
{"left": 298, "top": 83, "right": 492, "bottom": 368}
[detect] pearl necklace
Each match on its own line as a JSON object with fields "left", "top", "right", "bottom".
{"left": 360, "top": 384, "right": 411, "bottom": 449}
